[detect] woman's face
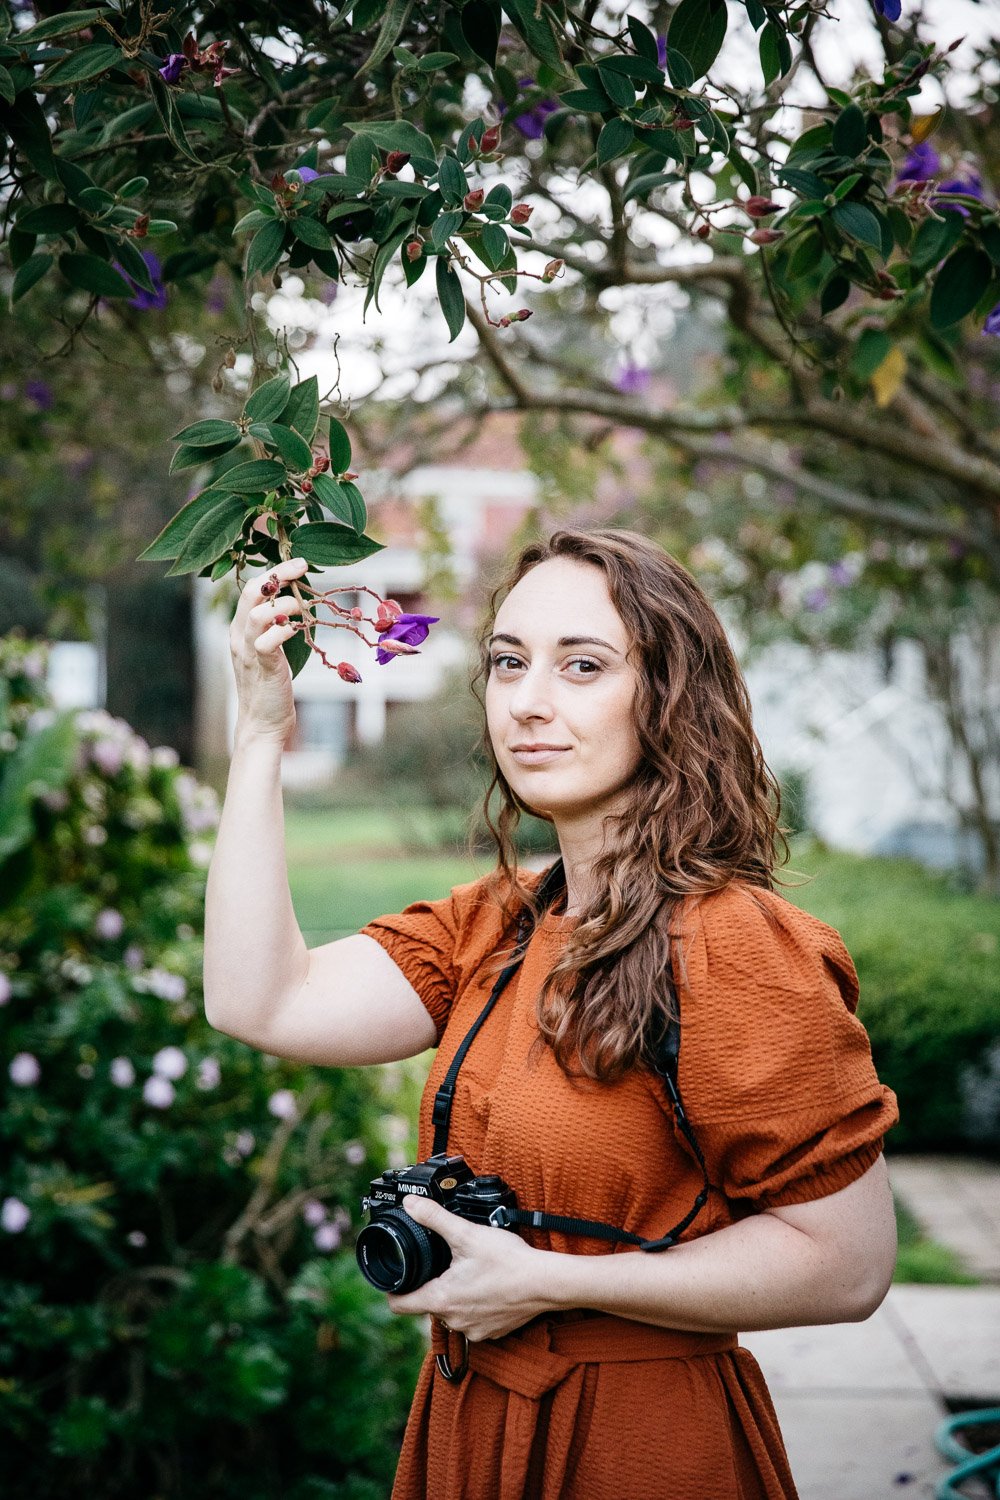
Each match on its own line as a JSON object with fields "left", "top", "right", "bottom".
{"left": 485, "top": 557, "right": 644, "bottom": 824}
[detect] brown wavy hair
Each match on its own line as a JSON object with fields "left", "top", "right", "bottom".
{"left": 468, "top": 526, "right": 788, "bottom": 1084}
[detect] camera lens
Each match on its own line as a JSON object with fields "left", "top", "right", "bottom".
{"left": 355, "top": 1207, "right": 440, "bottom": 1293}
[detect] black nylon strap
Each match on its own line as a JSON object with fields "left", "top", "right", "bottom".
{"left": 431, "top": 857, "right": 713, "bottom": 1252}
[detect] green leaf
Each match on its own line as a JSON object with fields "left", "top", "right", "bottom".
{"left": 327, "top": 419, "right": 352, "bottom": 472}
{"left": 11, "top": 252, "right": 52, "bottom": 302}
{"left": 435, "top": 255, "right": 466, "bottom": 342}
{"left": 930, "top": 246, "right": 992, "bottom": 330}
{"left": 137, "top": 486, "right": 240, "bottom": 561}
{"left": 357, "top": 0, "right": 415, "bottom": 79}
{"left": 597, "top": 117, "right": 634, "bottom": 166}
{"left": 234, "top": 208, "right": 275, "bottom": 235}
{"left": 246, "top": 219, "right": 286, "bottom": 279}
{"left": 416, "top": 51, "right": 459, "bottom": 71}
{"left": 759, "top": 21, "right": 791, "bottom": 86}
{"left": 665, "top": 49, "right": 695, "bottom": 89}
{"left": 504, "top": 0, "right": 564, "bottom": 72}
{"left": 165, "top": 495, "right": 252, "bottom": 577}
{"left": 113, "top": 237, "right": 157, "bottom": 292}
{"left": 340, "top": 481, "right": 367, "bottom": 532}
{"left": 287, "top": 524, "right": 384, "bottom": 567}
{"left": 431, "top": 210, "right": 463, "bottom": 251}
{"left": 910, "top": 210, "right": 964, "bottom": 272}
{"left": 622, "top": 171, "right": 679, "bottom": 205}
{"left": 16, "top": 202, "right": 79, "bottom": 235}
{"left": 244, "top": 373, "right": 292, "bottom": 425}
{"left": 311, "top": 472, "right": 355, "bottom": 526}
{"left": 38, "top": 43, "right": 122, "bottom": 87}
{"left": 627, "top": 14, "right": 660, "bottom": 64}
{"left": 851, "top": 327, "right": 892, "bottom": 381}
{"left": 727, "top": 144, "right": 758, "bottom": 194}
{"left": 819, "top": 273, "right": 851, "bottom": 314}
{"left": 211, "top": 460, "right": 288, "bottom": 493}
{"left": 58, "top": 252, "right": 132, "bottom": 298}
{"left": 831, "top": 201, "right": 883, "bottom": 250}
{"left": 288, "top": 215, "right": 331, "bottom": 251}
{"left": 343, "top": 119, "right": 436, "bottom": 163}
{"left": 0, "top": 711, "right": 78, "bottom": 865}
{"left": 280, "top": 377, "right": 319, "bottom": 443}
{"left": 437, "top": 153, "right": 468, "bottom": 204}
{"left": 480, "top": 222, "right": 509, "bottom": 268}
{"left": 559, "top": 87, "right": 610, "bottom": 112}
{"left": 168, "top": 438, "right": 242, "bottom": 474}
{"left": 461, "top": 0, "right": 501, "bottom": 67}
{"left": 16, "top": 8, "right": 112, "bottom": 42}
{"left": 171, "top": 420, "right": 242, "bottom": 447}
{"left": 595, "top": 64, "right": 634, "bottom": 110}
{"left": 0, "top": 66, "right": 16, "bottom": 106}
{"left": 365, "top": 223, "right": 414, "bottom": 314}
{"left": 668, "top": 0, "right": 727, "bottom": 82}
{"left": 832, "top": 104, "right": 867, "bottom": 158}
{"left": 248, "top": 422, "right": 314, "bottom": 472}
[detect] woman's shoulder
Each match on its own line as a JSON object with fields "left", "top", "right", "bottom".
{"left": 674, "top": 878, "right": 859, "bottom": 1013}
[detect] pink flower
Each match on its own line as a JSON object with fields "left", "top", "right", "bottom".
{"left": 0, "top": 973, "right": 11, "bottom": 1006}
{"left": 302, "top": 1198, "right": 327, "bottom": 1226}
{"left": 95, "top": 908, "right": 125, "bottom": 941}
{"left": 1, "top": 1197, "right": 30, "bottom": 1233}
{"left": 234, "top": 1130, "right": 256, "bottom": 1156}
{"left": 110, "top": 1057, "right": 136, "bottom": 1087}
{"left": 10, "top": 1052, "right": 40, "bottom": 1086}
{"left": 143, "top": 1075, "right": 175, "bottom": 1108}
{"left": 196, "top": 1057, "right": 221, "bottom": 1090}
{"left": 313, "top": 1222, "right": 342, "bottom": 1252}
{"left": 127, "top": 1230, "right": 147, "bottom": 1247}
{"left": 123, "top": 945, "right": 144, "bottom": 970}
{"left": 344, "top": 1140, "right": 365, "bottom": 1165}
{"left": 268, "top": 1089, "right": 297, "bottom": 1120}
{"left": 152, "top": 1046, "right": 187, "bottom": 1080}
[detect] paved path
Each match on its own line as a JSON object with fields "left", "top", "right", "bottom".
{"left": 741, "top": 1154, "right": 1000, "bottom": 1498}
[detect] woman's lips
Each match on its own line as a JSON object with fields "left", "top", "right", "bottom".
{"left": 511, "top": 748, "right": 569, "bottom": 765}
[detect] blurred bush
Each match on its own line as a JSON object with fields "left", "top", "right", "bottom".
{"left": 0, "top": 632, "right": 424, "bottom": 1500}
{"left": 787, "top": 845, "right": 1000, "bottom": 1153}
{"left": 339, "top": 663, "right": 559, "bottom": 857}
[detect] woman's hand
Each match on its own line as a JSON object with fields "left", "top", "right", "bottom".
{"left": 385, "top": 1195, "right": 553, "bottom": 1343}
{"left": 229, "top": 555, "right": 310, "bottom": 745}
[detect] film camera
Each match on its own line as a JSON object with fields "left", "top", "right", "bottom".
{"left": 355, "top": 1152, "right": 519, "bottom": 1293}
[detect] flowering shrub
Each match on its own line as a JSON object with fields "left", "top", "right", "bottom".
{"left": 0, "top": 632, "right": 424, "bottom": 1499}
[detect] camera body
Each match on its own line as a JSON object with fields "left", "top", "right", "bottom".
{"left": 356, "top": 1151, "right": 519, "bottom": 1293}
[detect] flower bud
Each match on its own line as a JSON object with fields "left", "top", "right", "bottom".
{"left": 405, "top": 239, "right": 423, "bottom": 261}
{"left": 350, "top": 606, "right": 363, "bottom": 619}
{"left": 480, "top": 124, "right": 501, "bottom": 153}
{"left": 510, "top": 202, "right": 533, "bottom": 225}
{"left": 745, "top": 196, "right": 781, "bottom": 219}
{"left": 301, "top": 477, "right": 313, "bottom": 492}
{"left": 343, "top": 470, "right": 359, "bottom": 481}
{"left": 748, "top": 227, "right": 785, "bottom": 245}
{"left": 311, "top": 454, "right": 330, "bottom": 473}
{"left": 499, "top": 315, "right": 512, "bottom": 328}
{"left": 129, "top": 214, "right": 150, "bottom": 238}
{"left": 383, "top": 598, "right": 402, "bottom": 618}
{"left": 378, "top": 638, "right": 419, "bottom": 656}
{"left": 374, "top": 616, "right": 394, "bottom": 632}
{"left": 224, "top": 349, "right": 236, "bottom": 368}
{"left": 274, "top": 613, "right": 288, "bottom": 626}
{"left": 260, "top": 575, "right": 280, "bottom": 597}
{"left": 694, "top": 222, "right": 711, "bottom": 239}
{"left": 386, "top": 150, "right": 410, "bottom": 173}
{"left": 463, "top": 188, "right": 485, "bottom": 212}
{"left": 337, "top": 661, "right": 363, "bottom": 683}
{"left": 542, "top": 258, "right": 564, "bottom": 281}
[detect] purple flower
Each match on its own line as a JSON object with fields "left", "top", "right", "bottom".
{"left": 497, "top": 77, "right": 558, "bottom": 141}
{"left": 204, "top": 273, "right": 228, "bottom": 314}
{"left": 828, "top": 561, "right": 853, "bottom": 587}
{"left": 24, "top": 379, "right": 53, "bottom": 410}
{"left": 802, "top": 587, "right": 830, "bottom": 613}
{"left": 314, "top": 1221, "right": 342, "bottom": 1252}
{"left": 143, "top": 1075, "right": 175, "bottom": 1108}
{"left": 896, "top": 141, "right": 940, "bottom": 184}
{"left": 295, "top": 166, "right": 320, "bottom": 183}
{"left": 983, "top": 303, "right": 1000, "bottom": 337}
{"left": 95, "top": 907, "right": 125, "bottom": 941}
{"left": 614, "top": 362, "right": 651, "bottom": 395}
{"left": 114, "top": 249, "right": 168, "bottom": 311}
{"left": 2, "top": 1198, "right": 31, "bottom": 1234}
{"left": 656, "top": 34, "right": 667, "bottom": 70}
{"left": 158, "top": 53, "right": 187, "bottom": 84}
{"left": 110, "top": 1057, "right": 136, "bottom": 1088}
{"left": 873, "top": 0, "right": 902, "bottom": 18}
{"left": 374, "top": 612, "right": 440, "bottom": 665}
{"left": 10, "top": 1053, "right": 40, "bottom": 1086}
{"left": 934, "top": 169, "right": 985, "bottom": 218}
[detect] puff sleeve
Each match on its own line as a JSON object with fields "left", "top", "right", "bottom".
{"left": 671, "top": 883, "right": 899, "bottom": 1210}
{"left": 357, "top": 876, "right": 488, "bottom": 1044}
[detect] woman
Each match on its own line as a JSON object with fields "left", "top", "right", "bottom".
{"left": 205, "top": 527, "right": 899, "bottom": 1500}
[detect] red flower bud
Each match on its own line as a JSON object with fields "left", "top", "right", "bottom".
{"left": 350, "top": 606, "right": 363, "bottom": 619}
{"left": 383, "top": 598, "right": 402, "bottom": 617}
{"left": 274, "top": 613, "right": 289, "bottom": 626}
{"left": 271, "top": 172, "right": 288, "bottom": 194}
{"left": 510, "top": 202, "right": 533, "bottom": 225}
{"left": 378, "top": 638, "right": 419, "bottom": 656}
{"left": 260, "top": 575, "right": 280, "bottom": 597}
{"left": 745, "top": 196, "right": 781, "bottom": 219}
{"left": 129, "top": 214, "right": 150, "bottom": 238}
{"left": 343, "top": 470, "right": 358, "bottom": 481}
{"left": 499, "top": 315, "right": 512, "bottom": 328}
{"left": 301, "top": 478, "right": 313, "bottom": 492}
{"left": 479, "top": 124, "right": 501, "bottom": 153}
{"left": 405, "top": 239, "right": 423, "bottom": 261}
{"left": 337, "top": 661, "right": 363, "bottom": 683}
{"left": 514, "top": 308, "right": 533, "bottom": 322}
{"left": 463, "top": 188, "right": 486, "bottom": 212}
{"left": 542, "top": 258, "right": 564, "bottom": 281}
{"left": 748, "top": 227, "right": 785, "bottom": 245}
{"left": 694, "top": 222, "right": 711, "bottom": 239}
{"left": 385, "top": 150, "right": 411, "bottom": 172}
{"left": 311, "top": 454, "right": 330, "bottom": 473}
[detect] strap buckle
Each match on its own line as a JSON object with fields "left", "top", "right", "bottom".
{"left": 435, "top": 1331, "right": 469, "bottom": 1383}
{"left": 488, "top": 1204, "right": 513, "bottom": 1228}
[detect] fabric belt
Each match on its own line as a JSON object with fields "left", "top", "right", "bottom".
{"left": 429, "top": 1313, "right": 738, "bottom": 1499}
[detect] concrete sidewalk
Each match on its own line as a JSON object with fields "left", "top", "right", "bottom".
{"left": 741, "top": 1155, "right": 1000, "bottom": 1499}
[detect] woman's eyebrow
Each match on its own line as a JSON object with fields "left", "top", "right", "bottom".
{"left": 489, "top": 632, "right": 620, "bottom": 654}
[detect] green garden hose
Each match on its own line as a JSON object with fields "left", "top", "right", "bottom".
{"left": 934, "top": 1408, "right": 1000, "bottom": 1499}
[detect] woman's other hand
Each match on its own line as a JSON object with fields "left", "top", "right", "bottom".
{"left": 229, "top": 556, "right": 310, "bottom": 745}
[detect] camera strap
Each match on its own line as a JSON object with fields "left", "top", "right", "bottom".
{"left": 430, "top": 858, "right": 712, "bottom": 1253}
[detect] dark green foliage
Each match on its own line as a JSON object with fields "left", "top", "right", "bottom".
{"left": 0, "top": 637, "right": 425, "bottom": 1498}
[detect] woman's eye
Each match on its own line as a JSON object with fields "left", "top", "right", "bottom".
{"left": 490, "top": 655, "right": 600, "bottom": 676}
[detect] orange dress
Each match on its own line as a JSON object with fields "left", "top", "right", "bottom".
{"left": 359, "top": 870, "right": 899, "bottom": 1500}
